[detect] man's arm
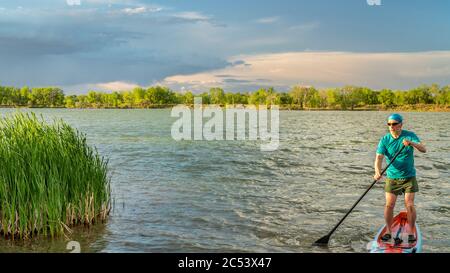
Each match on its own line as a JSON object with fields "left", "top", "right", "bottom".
{"left": 403, "top": 139, "right": 427, "bottom": 153}
{"left": 374, "top": 153, "right": 384, "bottom": 180}
{"left": 412, "top": 142, "right": 426, "bottom": 153}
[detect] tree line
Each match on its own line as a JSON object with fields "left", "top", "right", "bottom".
{"left": 0, "top": 84, "right": 449, "bottom": 109}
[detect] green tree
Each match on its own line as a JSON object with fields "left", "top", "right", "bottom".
{"left": 86, "top": 91, "right": 103, "bottom": 107}
{"left": 183, "top": 91, "right": 194, "bottom": 104}
{"left": 360, "top": 87, "right": 379, "bottom": 105}
{"left": 289, "top": 86, "right": 317, "bottom": 108}
{"left": 147, "top": 86, "right": 173, "bottom": 104}
{"left": 19, "top": 86, "right": 31, "bottom": 106}
{"left": 325, "top": 88, "right": 339, "bottom": 108}
{"left": 249, "top": 88, "right": 268, "bottom": 105}
{"left": 265, "top": 87, "right": 279, "bottom": 105}
{"left": 132, "top": 87, "right": 146, "bottom": 106}
{"left": 304, "top": 87, "right": 319, "bottom": 108}
{"left": 436, "top": 85, "right": 450, "bottom": 105}
{"left": 316, "top": 90, "right": 329, "bottom": 108}
{"left": 405, "top": 85, "right": 433, "bottom": 104}
{"left": 235, "top": 92, "right": 249, "bottom": 104}
{"left": 339, "top": 86, "right": 363, "bottom": 110}
{"left": 279, "top": 92, "right": 293, "bottom": 105}
{"left": 393, "top": 91, "right": 405, "bottom": 106}
{"left": 225, "top": 93, "right": 235, "bottom": 105}
{"left": 122, "top": 91, "right": 135, "bottom": 107}
{"left": 209, "top": 87, "right": 225, "bottom": 105}
{"left": 307, "top": 89, "right": 326, "bottom": 108}
{"left": 429, "top": 84, "right": 440, "bottom": 105}
{"left": 47, "top": 88, "right": 65, "bottom": 107}
{"left": 30, "top": 88, "right": 44, "bottom": 106}
{"left": 378, "top": 89, "right": 395, "bottom": 107}
{"left": 199, "top": 92, "right": 211, "bottom": 104}
{"left": 65, "top": 95, "right": 77, "bottom": 108}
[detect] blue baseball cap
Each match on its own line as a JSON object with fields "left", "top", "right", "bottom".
{"left": 388, "top": 113, "right": 403, "bottom": 123}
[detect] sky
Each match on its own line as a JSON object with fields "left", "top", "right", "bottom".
{"left": 0, "top": 0, "right": 449, "bottom": 94}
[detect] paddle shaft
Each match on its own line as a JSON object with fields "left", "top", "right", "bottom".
{"left": 323, "top": 144, "right": 406, "bottom": 240}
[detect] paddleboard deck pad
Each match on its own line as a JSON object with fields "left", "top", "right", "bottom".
{"left": 369, "top": 211, "right": 422, "bottom": 253}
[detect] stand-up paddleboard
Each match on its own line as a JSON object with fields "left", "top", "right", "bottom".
{"left": 370, "top": 211, "right": 422, "bottom": 253}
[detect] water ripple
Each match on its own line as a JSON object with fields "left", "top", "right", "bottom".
{"left": 0, "top": 109, "right": 448, "bottom": 253}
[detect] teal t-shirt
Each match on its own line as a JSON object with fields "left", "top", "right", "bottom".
{"left": 376, "top": 130, "right": 420, "bottom": 179}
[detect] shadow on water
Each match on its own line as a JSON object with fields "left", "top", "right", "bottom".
{"left": 0, "top": 223, "right": 109, "bottom": 253}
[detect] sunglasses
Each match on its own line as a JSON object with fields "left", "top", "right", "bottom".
{"left": 387, "top": 122, "right": 400, "bottom": 126}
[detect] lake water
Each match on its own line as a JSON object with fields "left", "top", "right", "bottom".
{"left": 0, "top": 109, "right": 448, "bottom": 253}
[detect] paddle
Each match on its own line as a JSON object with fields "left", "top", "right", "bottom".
{"left": 313, "top": 144, "right": 406, "bottom": 246}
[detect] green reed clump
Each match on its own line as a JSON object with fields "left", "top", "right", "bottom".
{"left": 0, "top": 112, "right": 111, "bottom": 239}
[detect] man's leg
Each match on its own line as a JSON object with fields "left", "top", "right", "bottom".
{"left": 404, "top": 192, "right": 416, "bottom": 235}
{"left": 384, "top": 192, "right": 397, "bottom": 235}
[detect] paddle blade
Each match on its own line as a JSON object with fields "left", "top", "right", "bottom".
{"left": 313, "top": 234, "right": 330, "bottom": 246}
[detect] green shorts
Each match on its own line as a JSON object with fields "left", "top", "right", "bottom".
{"left": 385, "top": 177, "right": 419, "bottom": 196}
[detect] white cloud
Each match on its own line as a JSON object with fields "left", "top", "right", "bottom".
{"left": 93, "top": 81, "right": 140, "bottom": 91}
{"left": 161, "top": 51, "right": 450, "bottom": 91}
{"left": 66, "top": 0, "right": 81, "bottom": 6}
{"left": 255, "top": 16, "right": 279, "bottom": 24}
{"left": 173, "top": 11, "right": 210, "bottom": 21}
{"left": 83, "top": 0, "right": 132, "bottom": 4}
{"left": 123, "top": 7, "right": 146, "bottom": 14}
{"left": 121, "top": 6, "right": 162, "bottom": 15}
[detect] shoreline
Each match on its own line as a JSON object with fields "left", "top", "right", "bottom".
{"left": 0, "top": 104, "right": 449, "bottom": 112}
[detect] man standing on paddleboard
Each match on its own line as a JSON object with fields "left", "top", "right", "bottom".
{"left": 374, "top": 113, "right": 426, "bottom": 243}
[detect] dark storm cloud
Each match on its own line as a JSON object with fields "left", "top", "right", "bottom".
{"left": 0, "top": 5, "right": 231, "bottom": 88}
{"left": 1, "top": 0, "right": 449, "bottom": 92}
{"left": 0, "top": 29, "right": 141, "bottom": 56}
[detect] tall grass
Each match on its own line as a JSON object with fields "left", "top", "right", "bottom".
{"left": 0, "top": 112, "right": 111, "bottom": 239}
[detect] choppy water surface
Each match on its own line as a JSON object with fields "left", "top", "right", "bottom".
{"left": 0, "top": 109, "right": 448, "bottom": 253}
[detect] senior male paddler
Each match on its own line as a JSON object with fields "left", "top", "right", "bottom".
{"left": 374, "top": 114, "right": 426, "bottom": 243}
